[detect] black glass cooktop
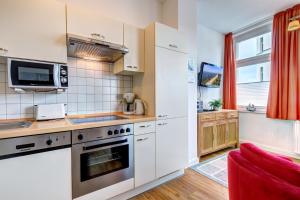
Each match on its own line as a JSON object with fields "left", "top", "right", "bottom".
{"left": 69, "top": 115, "right": 127, "bottom": 124}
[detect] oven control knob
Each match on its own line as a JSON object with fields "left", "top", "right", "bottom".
{"left": 46, "top": 139, "right": 53, "bottom": 146}
{"left": 120, "top": 129, "right": 125, "bottom": 134}
{"left": 114, "top": 130, "right": 119, "bottom": 135}
{"left": 77, "top": 134, "right": 84, "bottom": 141}
{"left": 61, "top": 77, "right": 68, "bottom": 84}
{"left": 126, "top": 128, "right": 131, "bottom": 133}
{"left": 107, "top": 130, "right": 113, "bottom": 135}
{"left": 61, "top": 69, "right": 67, "bottom": 75}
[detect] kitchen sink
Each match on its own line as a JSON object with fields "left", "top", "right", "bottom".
{"left": 0, "top": 121, "right": 32, "bottom": 130}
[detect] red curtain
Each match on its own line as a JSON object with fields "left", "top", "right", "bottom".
{"left": 223, "top": 33, "right": 237, "bottom": 110}
{"left": 267, "top": 4, "right": 300, "bottom": 120}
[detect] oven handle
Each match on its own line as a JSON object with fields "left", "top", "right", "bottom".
{"left": 82, "top": 138, "right": 128, "bottom": 151}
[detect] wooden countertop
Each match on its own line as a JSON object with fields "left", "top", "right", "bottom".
{"left": 197, "top": 109, "right": 237, "bottom": 115}
{"left": 0, "top": 112, "right": 156, "bottom": 139}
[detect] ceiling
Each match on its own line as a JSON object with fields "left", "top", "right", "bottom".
{"left": 197, "top": 0, "right": 300, "bottom": 33}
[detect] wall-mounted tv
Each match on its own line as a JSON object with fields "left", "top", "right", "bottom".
{"left": 198, "top": 62, "right": 223, "bottom": 88}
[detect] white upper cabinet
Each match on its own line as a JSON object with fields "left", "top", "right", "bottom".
{"left": 114, "top": 24, "right": 145, "bottom": 75}
{"left": 67, "top": 4, "right": 123, "bottom": 45}
{"left": 0, "top": 0, "right": 67, "bottom": 63}
{"left": 155, "top": 46, "right": 188, "bottom": 119}
{"left": 155, "top": 23, "right": 187, "bottom": 53}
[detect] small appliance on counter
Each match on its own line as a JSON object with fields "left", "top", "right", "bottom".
{"left": 35, "top": 104, "right": 66, "bottom": 121}
{"left": 122, "top": 93, "right": 136, "bottom": 115}
{"left": 134, "top": 99, "right": 145, "bottom": 115}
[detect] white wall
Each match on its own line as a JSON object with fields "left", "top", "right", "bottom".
{"left": 239, "top": 112, "right": 299, "bottom": 158}
{"left": 197, "top": 25, "right": 225, "bottom": 107}
{"left": 162, "top": 0, "right": 178, "bottom": 29}
{"left": 67, "top": 0, "right": 163, "bottom": 28}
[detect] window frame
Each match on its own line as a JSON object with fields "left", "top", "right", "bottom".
{"left": 234, "top": 23, "right": 273, "bottom": 111}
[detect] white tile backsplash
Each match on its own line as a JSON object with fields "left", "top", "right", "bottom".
{"left": 0, "top": 58, "right": 132, "bottom": 119}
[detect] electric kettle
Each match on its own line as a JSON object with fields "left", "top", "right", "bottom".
{"left": 134, "top": 99, "right": 145, "bottom": 115}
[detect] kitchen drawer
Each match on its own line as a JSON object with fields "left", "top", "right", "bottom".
{"left": 227, "top": 111, "right": 238, "bottom": 119}
{"left": 199, "top": 113, "right": 216, "bottom": 122}
{"left": 134, "top": 121, "right": 155, "bottom": 135}
{"left": 216, "top": 113, "right": 226, "bottom": 120}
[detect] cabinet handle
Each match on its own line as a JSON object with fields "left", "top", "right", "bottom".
{"left": 91, "top": 33, "right": 105, "bottom": 41}
{"left": 139, "top": 125, "right": 151, "bottom": 128}
{"left": 137, "top": 137, "right": 148, "bottom": 142}
{"left": 133, "top": 66, "right": 138, "bottom": 69}
{"left": 169, "top": 44, "right": 178, "bottom": 49}
{"left": 158, "top": 115, "right": 168, "bottom": 118}
{"left": 157, "top": 123, "right": 168, "bottom": 126}
{"left": 127, "top": 66, "right": 133, "bottom": 68}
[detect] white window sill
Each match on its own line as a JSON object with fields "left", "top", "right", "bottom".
{"left": 238, "top": 106, "right": 266, "bottom": 114}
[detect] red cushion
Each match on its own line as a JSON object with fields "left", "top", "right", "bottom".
{"left": 240, "top": 143, "right": 300, "bottom": 186}
{"left": 228, "top": 150, "right": 300, "bottom": 200}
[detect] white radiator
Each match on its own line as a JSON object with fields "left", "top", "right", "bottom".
{"left": 293, "top": 121, "right": 300, "bottom": 154}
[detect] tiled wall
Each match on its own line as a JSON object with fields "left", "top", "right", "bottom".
{"left": 0, "top": 57, "right": 133, "bottom": 119}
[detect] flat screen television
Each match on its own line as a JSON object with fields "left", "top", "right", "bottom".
{"left": 198, "top": 62, "right": 223, "bottom": 88}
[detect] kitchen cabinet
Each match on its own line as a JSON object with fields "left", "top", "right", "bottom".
{"left": 155, "top": 23, "right": 187, "bottom": 53}
{"left": 197, "top": 110, "right": 239, "bottom": 157}
{"left": 134, "top": 121, "right": 155, "bottom": 135}
{"left": 227, "top": 119, "right": 239, "bottom": 146}
{"left": 155, "top": 46, "right": 188, "bottom": 119}
{"left": 0, "top": 148, "right": 72, "bottom": 200}
{"left": 0, "top": 0, "right": 67, "bottom": 63}
{"left": 114, "top": 24, "right": 145, "bottom": 75}
{"left": 134, "top": 132, "right": 156, "bottom": 187}
{"left": 156, "top": 118, "right": 188, "bottom": 178}
{"left": 67, "top": 4, "right": 123, "bottom": 45}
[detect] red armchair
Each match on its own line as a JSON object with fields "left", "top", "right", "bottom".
{"left": 228, "top": 143, "right": 300, "bottom": 200}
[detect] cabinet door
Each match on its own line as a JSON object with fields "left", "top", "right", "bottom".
{"left": 227, "top": 119, "right": 238, "bottom": 145}
{"left": 199, "top": 121, "right": 215, "bottom": 155}
{"left": 124, "top": 24, "right": 145, "bottom": 72}
{"left": 156, "top": 118, "right": 188, "bottom": 178}
{"left": 214, "top": 120, "right": 227, "bottom": 150}
{"left": 155, "top": 23, "right": 187, "bottom": 53}
{"left": 155, "top": 47, "right": 188, "bottom": 119}
{"left": 67, "top": 4, "right": 123, "bottom": 45}
{"left": 0, "top": 0, "right": 67, "bottom": 63}
{"left": 0, "top": 149, "right": 71, "bottom": 200}
{"left": 134, "top": 133, "right": 156, "bottom": 187}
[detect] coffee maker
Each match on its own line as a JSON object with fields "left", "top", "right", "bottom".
{"left": 122, "top": 93, "right": 135, "bottom": 115}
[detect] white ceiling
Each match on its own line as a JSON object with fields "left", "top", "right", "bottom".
{"left": 197, "top": 0, "right": 300, "bottom": 33}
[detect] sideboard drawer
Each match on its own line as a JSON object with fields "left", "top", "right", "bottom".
{"left": 227, "top": 111, "right": 238, "bottom": 119}
{"left": 216, "top": 113, "right": 226, "bottom": 120}
{"left": 199, "top": 113, "right": 216, "bottom": 122}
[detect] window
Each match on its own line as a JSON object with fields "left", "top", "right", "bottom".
{"left": 235, "top": 24, "right": 272, "bottom": 109}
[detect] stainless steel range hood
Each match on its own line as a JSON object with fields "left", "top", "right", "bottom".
{"left": 67, "top": 34, "right": 129, "bottom": 63}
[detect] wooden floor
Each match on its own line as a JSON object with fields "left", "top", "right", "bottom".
{"left": 131, "top": 148, "right": 233, "bottom": 200}
{"left": 131, "top": 169, "right": 228, "bottom": 200}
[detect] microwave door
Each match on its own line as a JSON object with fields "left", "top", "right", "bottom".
{"left": 8, "top": 59, "right": 57, "bottom": 89}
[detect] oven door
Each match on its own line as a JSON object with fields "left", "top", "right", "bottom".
{"left": 8, "top": 59, "right": 58, "bottom": 88}
{"left": 72, "top": 135, "right": 133, "bottom": 199}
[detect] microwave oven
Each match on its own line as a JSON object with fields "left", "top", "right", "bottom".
{"left": 8, "top": 59, "right": 68, "bottom": 89}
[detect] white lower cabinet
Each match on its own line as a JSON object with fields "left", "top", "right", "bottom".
{"left": 0, "top": 148, "right": 72, "bottom": 200}
{"left": 156, "top": 117, "right": 188, "bottom": 178}
{"left": 134, "top": 132, "right": 156, "bottom": 187}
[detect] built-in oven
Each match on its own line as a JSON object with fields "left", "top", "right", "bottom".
{"left": 8, "top": 58, "right": 68, "bottom": 89}
{"left": 72, "top": 124, "right": 134, "bottom": 199}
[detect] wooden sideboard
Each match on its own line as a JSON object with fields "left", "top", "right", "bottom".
{"left": 197, "top": 110, "right": 239, "bottom": 157}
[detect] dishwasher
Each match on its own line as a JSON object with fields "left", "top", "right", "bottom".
{"left": 0, "top": 131, "right": 72, "bottom": 200}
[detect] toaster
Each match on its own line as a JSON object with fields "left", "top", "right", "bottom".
{"left": 35, "top": 104, "right": 66, "bottom": 121}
